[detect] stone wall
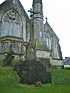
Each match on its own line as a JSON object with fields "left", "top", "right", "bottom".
{"left": 50, "top": 57, "right": 63, "bottom": 68}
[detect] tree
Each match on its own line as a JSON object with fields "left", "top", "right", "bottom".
{"left": 4, "top": 50, "right": 14, "bottom": 66}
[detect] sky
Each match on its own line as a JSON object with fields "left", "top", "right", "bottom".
{"left": 0, "top": 0, "right": 70, "bottom": 58}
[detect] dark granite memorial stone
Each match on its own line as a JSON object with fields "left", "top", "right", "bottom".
{"left": 15, "top": 60, "right": 52, "bottom": 84}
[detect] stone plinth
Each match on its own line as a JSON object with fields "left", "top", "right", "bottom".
{"left": 15, "top": 60, "right": 52, "bottom": 84}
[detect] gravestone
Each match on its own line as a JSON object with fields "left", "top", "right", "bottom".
{"left": 15, "top": 60, "right": 52, "bottom": 84}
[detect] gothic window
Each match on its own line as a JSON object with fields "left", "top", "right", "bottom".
{"left": 45, "top": 36, "right": 51, "bottom": 50}
{"left": 46, "top": 37, "right": 49, "bottom": 47}
{"left": 49, "top": 38, "right": 51, "bottom": 50}
{"left": 1, "top": 10, "right": 22, "bottom": 38}
{"left": 5, "top": 42, "right": 8, "bottom": 52}
{"left": 0, "top": 42, "right": 4, "bottom": 53}
{"left": 10, "top": 42, "right": 19, "bottom": 54}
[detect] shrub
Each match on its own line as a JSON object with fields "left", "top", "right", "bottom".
{"left": 4, "top": 50, "right": 14, "bottom": 66}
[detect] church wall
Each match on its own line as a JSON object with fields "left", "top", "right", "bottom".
{"left": 0, "top": 42, "right": 25, "bottom": 65}
{"left": 0, "top": 40, "right": 25, "bottom": 54}
{"left": 51, "top": 36, "right": 60, "bottom": 59}
{"left": 50, "top": 57, "right": 63, "bottom": 68}
{"left": 0, "top": 0, "right": 31, "bottom": 61}
{"left": 44, "top": 21, "right": 62, "bottom": 60}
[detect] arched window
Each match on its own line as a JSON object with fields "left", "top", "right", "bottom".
{"left": 0, "top": 42, "right": 4, "bottom": 53}
{"left": 10, "top": 42, "right": 19, "bottom": 54}
{"left": 45, "top": 36, "right": 51, "bottom": 50}
{"left": 1, "top": 10, "right": 22, "bottom": 38}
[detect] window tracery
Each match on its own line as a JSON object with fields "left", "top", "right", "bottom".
{"left": 1, "top": 10, "right": 22, "bottom": 37}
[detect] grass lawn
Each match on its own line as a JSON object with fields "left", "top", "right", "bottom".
{"left": 0, "top": 67, "right": 70, "bottom": 93}
{"left": 0, "top": 84, "right": 70, "bottom": 93}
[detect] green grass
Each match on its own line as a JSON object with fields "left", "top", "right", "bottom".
{"left": 0, "top": 84, "right": 70, "bottom": 93}
{"left": 0, "top": 67, "right": 70, "bottom": 93}
{"left": 49, "top": 68, "right": 70, "bottom": 84}
{"left": 0, "top": 67, "right": 19, "bottom": 85}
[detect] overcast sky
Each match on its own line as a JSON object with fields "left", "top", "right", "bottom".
{"left": 0, "top": 0, "right": 70, "bottom": 58}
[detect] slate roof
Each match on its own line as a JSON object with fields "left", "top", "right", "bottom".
{"left": 64, "top": 58, "right": 70, "bottom": 65}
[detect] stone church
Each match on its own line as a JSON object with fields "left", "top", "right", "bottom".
{"left": 0, "top": 0, "right": 63, "bottom": 67}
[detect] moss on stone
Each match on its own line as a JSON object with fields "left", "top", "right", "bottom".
{"left": 36, "top": 38, "right": 48, "bottom": 50}
{"left": 36, "top": 57, "right": 51, "bottom": 67}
